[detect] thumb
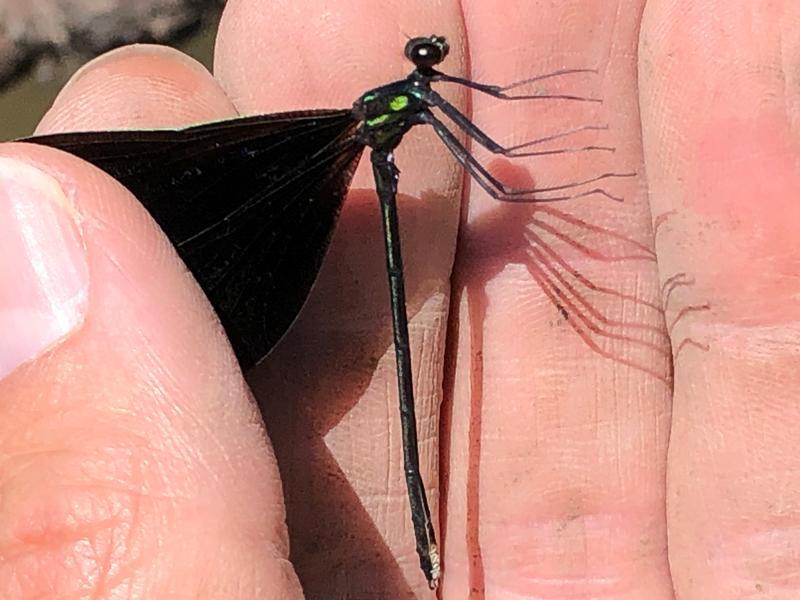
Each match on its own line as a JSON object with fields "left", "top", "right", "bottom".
{"left": 0, "top": 146, "right": 301, "bottom": 598}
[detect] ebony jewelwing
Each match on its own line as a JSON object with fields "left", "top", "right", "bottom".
{"left": 22, "top": 35, "right": 633, "bottom": 587}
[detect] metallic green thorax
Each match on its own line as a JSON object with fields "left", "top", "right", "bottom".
{"left": 353, "top": 82, "right": 429, "bottom": 150}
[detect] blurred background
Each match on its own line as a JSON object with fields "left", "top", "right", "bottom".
{"left": 0, "top": 0, "right": 225, "bottom": 140}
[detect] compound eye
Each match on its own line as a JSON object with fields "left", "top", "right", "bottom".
{"left": 404, "top": 35, "right": 449, "bottom": 69}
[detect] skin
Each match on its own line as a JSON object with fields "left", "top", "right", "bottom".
{"left": 1, "top": 0, "right": 799, "bottom": 598}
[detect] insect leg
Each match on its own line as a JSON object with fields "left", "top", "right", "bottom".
{"left": 423, "top": 89, "right": 614, "bottom": 157}
{"left": 417, "top": 111, "right": 632, "bottom": 203}
{"left": 430, "top": 68, "right": 601, "bottom": 102}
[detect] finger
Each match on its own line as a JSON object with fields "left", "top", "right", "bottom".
{"left": 36, "top": 44, "right": 236, "bottom": 133}
{"left": 640, "top": 1, "right": 800, "bottom": 597}
{"left": 442, "top": 1, "right": 672, "bottom": 598}
{"left": 215, "top": 0, "right": 465, "bottom": 594}
{"left": 0, "top": 145, "right": 300, "bottom": 598}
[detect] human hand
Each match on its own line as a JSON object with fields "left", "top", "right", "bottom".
{"left": 2, "top": 1, "right": 799, "bottom": 599}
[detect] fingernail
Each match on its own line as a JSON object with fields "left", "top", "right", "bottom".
{"left": 0, "top": 157, "right": 89, "bottom": 379}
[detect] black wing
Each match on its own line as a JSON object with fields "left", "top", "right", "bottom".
{"left": 24, "top": 110, "right": 365, "bottom": 368}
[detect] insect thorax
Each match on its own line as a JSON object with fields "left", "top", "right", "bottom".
{"left": 353, "top": 79, "right": 427, "bottom": 151}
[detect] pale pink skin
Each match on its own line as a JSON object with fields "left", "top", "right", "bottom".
{"left": 1, "top": 0, "right": 799, "bottom": 598}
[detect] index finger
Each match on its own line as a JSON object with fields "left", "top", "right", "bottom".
{"left": 214, "top": 0, "right": 467, "bottom": 595}
{"left": 444, "top": 0, "right": 672, "bottom": 597}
